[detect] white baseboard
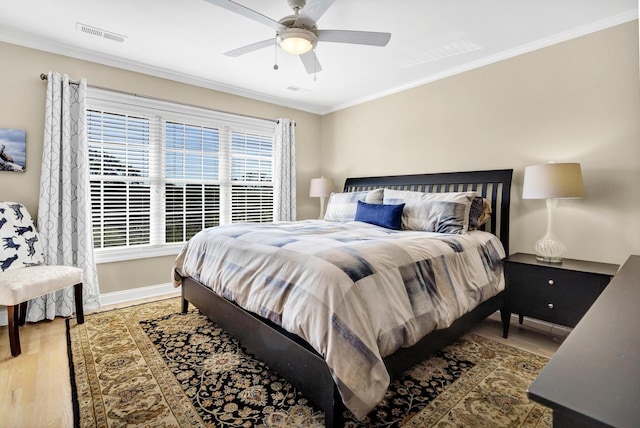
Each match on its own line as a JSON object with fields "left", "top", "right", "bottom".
{"left": 0, "top": 282, "right": 180, "bottom": 326}
{"left": 514, "top": 314, "right": 573, "bottom": 336}
{"left": 487, "top": 311, "right": 573, "bottom": 337}
{"left": 98, "top": 282, "right": 179, "bottom": 307}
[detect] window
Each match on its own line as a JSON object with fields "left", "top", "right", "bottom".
{"left": 87, "top": 89, "right": 275, "bottom": 263}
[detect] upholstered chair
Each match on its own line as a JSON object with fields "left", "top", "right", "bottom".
{"left": 0, "top": 202, "right": 84, "bottom": 357}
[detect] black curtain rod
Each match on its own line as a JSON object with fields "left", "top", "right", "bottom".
{"left": 39, "top": 73, "right": 278, "bottom": 124}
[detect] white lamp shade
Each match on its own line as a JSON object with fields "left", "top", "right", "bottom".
{"left": 309, "top": 177, "right": 334, "bottom": 198}
{"left": 522, "top": 163, "right": 584, "bottom": 199}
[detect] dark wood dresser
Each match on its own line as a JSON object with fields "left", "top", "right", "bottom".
{"left": 527, "top": 255, "right": 639, "bottom": 427}
{"left": 502, "top": 253, "right": 619, "bottom": 338}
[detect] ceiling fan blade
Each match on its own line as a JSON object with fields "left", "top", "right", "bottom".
{"left": 300, "top": 50, "right": 323, "bottom": 74}
{"left": 203, "top": 0, "right": 282, "bottom": 30}
{"left": 297, "top": 0, "right": 335, "bottom": 23}
{"left": 317, "top": 30, "right": 391, "bottom": 46}
{"left": 224, "top": 38, "right": 275, "bottom": 57}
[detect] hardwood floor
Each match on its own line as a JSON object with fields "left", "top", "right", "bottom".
{"left": 471, "top": 312, "right": 569, "bottom": 359}
{"left": 0, "top": 298, "right": 566, "bottom": 427}
{"left": 0, "top": 315, "right": 74, "bottom": 427}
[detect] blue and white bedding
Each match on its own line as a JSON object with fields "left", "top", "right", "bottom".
{"left": 172, "top": 220, "right": 505, "bottom": 419}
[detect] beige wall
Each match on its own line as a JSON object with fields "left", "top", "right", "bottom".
{"left": 321, "top": 21, "right": 640, "bottom": 266}
{"left": 0, "top": 41, "right": 322, "bottom": 293}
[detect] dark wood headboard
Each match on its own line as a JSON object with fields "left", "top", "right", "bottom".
{"left": 343, "top": 169, "right": 513, "bottom": 255}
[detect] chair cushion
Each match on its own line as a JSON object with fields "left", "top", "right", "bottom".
{"left": 0, "top": 265, "right": 82, "bottom": 306}
{"left": 0, "top": 202, "right": 44, "bottom": 272}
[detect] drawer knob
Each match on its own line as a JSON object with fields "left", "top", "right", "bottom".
{"left": 547, "top": 303, "right": 554, "bottom": 309}
{"left": 548, "top": 279, "right": 554, "bottom": 286}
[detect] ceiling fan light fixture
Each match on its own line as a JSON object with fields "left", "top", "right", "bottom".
{"left": 278, "top": 28, "right": 316, "bottom": 55}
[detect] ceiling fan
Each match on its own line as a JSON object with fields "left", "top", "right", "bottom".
{"left": 204, "top": 0, "right": 391, "bottom": 74}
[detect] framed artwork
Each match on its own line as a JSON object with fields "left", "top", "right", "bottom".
{"left": 0, "top": 128, "right": 26, "bottom": 172}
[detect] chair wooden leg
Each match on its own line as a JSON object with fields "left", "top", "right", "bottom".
{"left": 74, "top": 282, "right": 84, "bottom": 324}
{"left": 7, "top": 304, "right": 21, "bottom": 357}
{"left": 18, "top": 301, "right": 28, "bottom": 326}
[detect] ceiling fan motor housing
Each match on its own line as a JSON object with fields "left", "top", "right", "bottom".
{"left": 277, "top": 13, "right": 318, "bottom": 55}
{"left": 278, "top": 15, "right": 316, "bottom": 31}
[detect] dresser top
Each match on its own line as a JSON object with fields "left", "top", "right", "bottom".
{"left": 504, "top": 253, "right": 619, "bottom": 276}
{"left": 527, "top": 255, "right": 640, "bottom": 427}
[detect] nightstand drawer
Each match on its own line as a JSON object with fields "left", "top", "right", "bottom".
{"left": 504, "top": 254, "right": 618, "bottom": 332}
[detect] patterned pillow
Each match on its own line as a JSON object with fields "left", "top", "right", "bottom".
{"left": 324, "top": 188, "right": 384, "bottom": 222}
{"left": 383, "top": 189, "right": 476, "bottom": 234}
{"left": 355, "top": 201, "right": 405, "bottom": 230}
{"left": 468, "top": 197, "right": 492, "bottom": 230}
{"left": 0, "top": 202, "right": 44, "bottom": 272}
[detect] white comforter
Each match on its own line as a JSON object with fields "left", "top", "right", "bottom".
{"left": 173, "top": 220, "right": 505, "bottom": 419}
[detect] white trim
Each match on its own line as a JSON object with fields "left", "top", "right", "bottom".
{"left": 515, "top": 314, "right": 572, "bottom": 337}
{"left": 88, "top": 88, "right": 276, "bottom": 131}
{"left": 487, "top": 312, "right": 573, "bottom": 337}
{"left": 95, "top": 244, "right": 183, "bottom": 264}
{"left": 98, "top": 282, "right": 180, "bottom": 307}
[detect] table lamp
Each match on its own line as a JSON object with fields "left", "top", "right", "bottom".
{"left": 309, "top": 177, "right": 334, "bottom": 219}
{"left": 522, "top": 162, "right": 584, "bottom": 263}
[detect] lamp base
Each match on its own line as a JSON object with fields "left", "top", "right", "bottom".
{"left": 533, "top": 199, "right": 567, "bottom": 264}
{"left": 535, "top": 254, "right": 563, "bottom": 264}
{"left": 534, "top": 237, "right": 566, "bottom": 263}
{"left": 318, "top": 196, "right": 326, "bottom": 220}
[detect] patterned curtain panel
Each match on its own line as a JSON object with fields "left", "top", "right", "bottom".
{"left": 28, "top": 71, "right": 100, "bottom": 322}
{"left": 273, "top": 118, "right": 297, "bottom": 221}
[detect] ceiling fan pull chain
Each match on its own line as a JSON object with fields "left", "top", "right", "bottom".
{"left": 273, "top": 38, "right": 279, "bottom": 70}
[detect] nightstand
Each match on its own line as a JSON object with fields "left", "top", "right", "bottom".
{"left": 502, "top": 253, "right": 619, "bottom": 338}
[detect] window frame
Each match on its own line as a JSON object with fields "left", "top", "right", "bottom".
{"left": 87, "top": 89, "right": 276, "bottom": 264}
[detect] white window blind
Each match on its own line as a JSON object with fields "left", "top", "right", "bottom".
{"left": 87, "top": 89, "right": 275, "bottom": 263}
{"left": 230, "top": 131, "right": 273, "bottom": 223}
{"left": 164, "top": 121, "right": 221, "bottom": 244}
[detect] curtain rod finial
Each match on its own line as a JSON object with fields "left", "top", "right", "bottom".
{"left": 40, "top": 73, "right": 48, "bottom": 80}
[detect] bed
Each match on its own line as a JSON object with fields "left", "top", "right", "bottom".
{"left": 173, "top": 168, "right": 512, "bottom": 427}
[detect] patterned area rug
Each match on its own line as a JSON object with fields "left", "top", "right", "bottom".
{"left": 67, "top": 297, "right": 552, "bottom": 427}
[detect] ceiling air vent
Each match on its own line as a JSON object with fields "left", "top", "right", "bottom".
{"left": 286, "top": 85, "right": 310, "bottom": 92}
{"left": 76, "top": 23, "right": 127, "bottom": 43}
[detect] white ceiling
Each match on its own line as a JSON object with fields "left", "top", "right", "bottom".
{"left": 0, "top": 0, "right": 637, "bottom": 115}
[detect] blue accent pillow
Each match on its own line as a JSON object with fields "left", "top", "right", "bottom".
{"left": 355, "top": 200, "right": 405, "bottom": 230}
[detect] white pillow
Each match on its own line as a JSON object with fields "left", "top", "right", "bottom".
{"left": 383, "top": 189, "right": 476, "bottom": 234}
{"left": 324, "top": 188, "right": 384, "bottom": 222}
